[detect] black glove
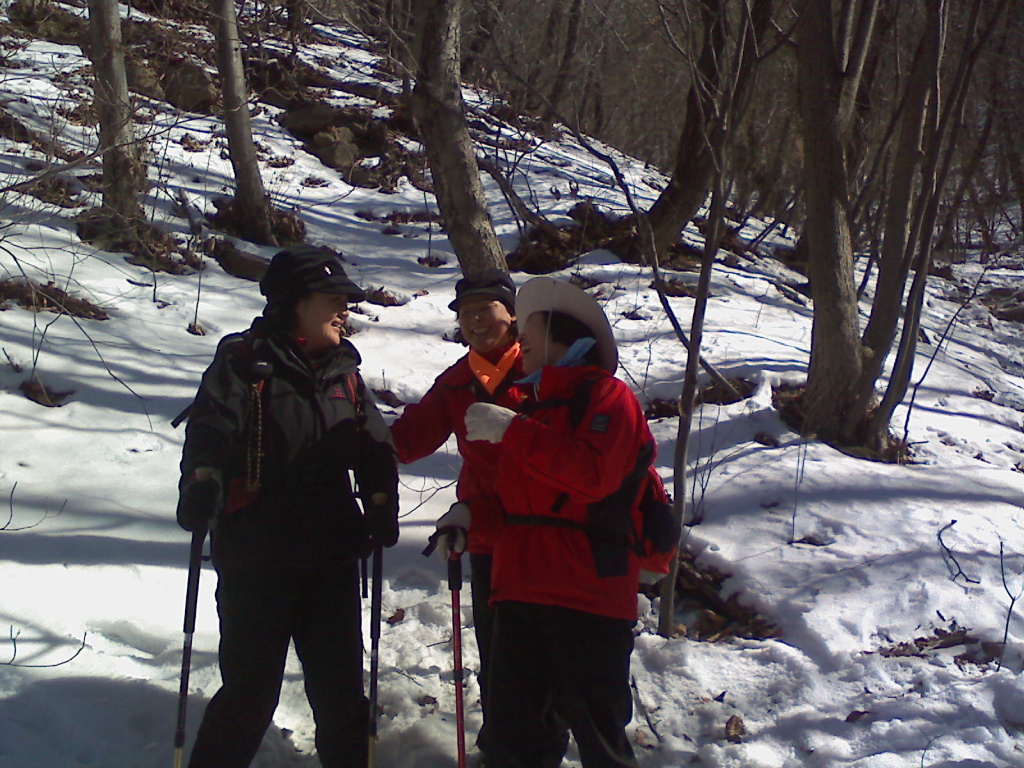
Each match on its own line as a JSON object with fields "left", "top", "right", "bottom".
{"left": 363, "top": 504, "right": 399, "bottom": 549}
{"left": 176, "top": 473, "right": 223, "bottom": 532}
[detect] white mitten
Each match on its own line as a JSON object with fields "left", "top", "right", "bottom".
{"left": 434, "top": 502, "right": 472, "bottom": 561}
{"left": 464, "top": 403, "right": 516, "bottom": 443}
{"left": 639, "top": 569, "right": 666, "bottom": 586}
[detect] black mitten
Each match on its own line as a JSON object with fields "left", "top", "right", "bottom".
{"left": 176, "top": 473, "right": 223, "bottom": 532}
{"left": 363, "top": 505, "right": 399, "bottom": 549}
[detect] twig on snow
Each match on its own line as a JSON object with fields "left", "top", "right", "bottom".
{"left": 997, "top": 539, "right": 1023, "bottom": 671}
{"left": 937, "top": 520, "right": 980, "bottom": 585}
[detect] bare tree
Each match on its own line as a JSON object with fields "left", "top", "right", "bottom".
{"left": 795, "top": 0, "right": 878, "bottom": 443}
{"left": 411, "top": 0, "right": 507, "bottom": 276}
{"left": 797, "top": 0, "right": 1010, "bottom": 450}
{"left": 645, "top": 0, "right": 774, "bottom": 261}
{"left": 212, "top": 0, "right": 278, "bottom": 245}
{"left": 87, "top": 0, "right": 145, "bottom": 229}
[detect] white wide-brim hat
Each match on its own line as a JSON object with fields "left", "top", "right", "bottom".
{"left": 516, "top": 276, "right": 618, "bottom": 373}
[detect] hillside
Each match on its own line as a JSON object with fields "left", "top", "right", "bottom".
{"left": 1, "top": 4, "right": 1023, "bottom": 768}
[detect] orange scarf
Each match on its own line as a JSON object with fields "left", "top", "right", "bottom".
{"left": 469, "top": 343, "right": 520, "bottom": 395}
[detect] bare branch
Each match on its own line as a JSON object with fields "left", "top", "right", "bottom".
{"left": 937, "top": 520, "right": 981, "bottom": 586}
{"left": 4, "top": 627, "right": 87, "bottom": 668}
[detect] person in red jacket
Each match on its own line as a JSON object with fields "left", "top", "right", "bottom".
{"left": 464, "top": 277, "right": 658, "bottom": 768}
{"left": 389, "top": 268, "right": 527, "bottom": 757}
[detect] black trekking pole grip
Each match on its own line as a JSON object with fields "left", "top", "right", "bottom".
{"left": 173, "top": 527, "right": 207, "bottom": 768}
{"left": 447, "top": 551, "right": 463, "bottom": 592}
{"left": 448, "top": 551, "right": 467, "bottom": 768}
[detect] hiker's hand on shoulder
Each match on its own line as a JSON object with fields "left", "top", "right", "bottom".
{"left": 177, "top": 468, "right": 223, "bottom": 532}
{"left": 464, "top": 403, "right": 515, "bottom": 443}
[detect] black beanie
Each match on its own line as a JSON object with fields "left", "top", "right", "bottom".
{"left": 260, "top": 246, "right": 366, "bottom": 305}
{"left": 448, "top": 268, "right": 516, "bottom": 313}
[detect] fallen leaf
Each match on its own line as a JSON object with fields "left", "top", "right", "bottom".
{"left": 725, "top": 714, "right": 745, "bottom": 743}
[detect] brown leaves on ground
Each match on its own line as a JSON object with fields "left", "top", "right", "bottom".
{"left": 364, "top": 287, "right": 406, "bottom": 307}
{"left": 76, "top": 209, "right": 196, "bottom": 274}
{"left": 724, "top": 714, "right": 745, "bottom": 743}
{"left": 647, "top": 550, "right": 781, "bottom": 643}
{"left": 373, "top": 389, "right": 406, "bottom": 408}
{"left": 0, "top": 278, "right": 107, "bottom": 320}
{"left": 507, "top": 201, "right": 637, "bottom": 274}
{"left": 206, "top": 197, "right": 306, "bottom": 248}
{"left": 19, "top": 377, "right": 74, "bottom": 407}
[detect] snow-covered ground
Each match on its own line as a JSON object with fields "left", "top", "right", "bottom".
{"left": 1, "top": 6, "right": 1023, "bottom": 767}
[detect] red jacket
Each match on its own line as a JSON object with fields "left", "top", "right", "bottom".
{"left": 491, "top": 365, "right": 655, "bottom": 621}
{"left": 390, "top": 346, "right": 528, "bottom": 554}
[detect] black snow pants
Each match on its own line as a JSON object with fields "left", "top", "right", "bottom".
{"left": 487, "top": 601, "right": 638, "bottom": 768}
{"left": 187, "top": 563, "right": 367, "bottom": 768}
{"left": 470, "top": 553, "right": 496, "bottom": 753}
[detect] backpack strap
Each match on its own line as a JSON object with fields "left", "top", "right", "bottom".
{"left": 505, "top": 437, "right": 656, "bottom": 566}
{"left": 518, "top": 374, "right": 601, "bottom": 429}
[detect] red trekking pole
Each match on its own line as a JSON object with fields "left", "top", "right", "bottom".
{"left": 448, "top": 552, "right": 467, "bottom": 768}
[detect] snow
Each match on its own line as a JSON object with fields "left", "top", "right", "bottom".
{"left": 1, "top": 5, "right": 1023, "bottom": 767}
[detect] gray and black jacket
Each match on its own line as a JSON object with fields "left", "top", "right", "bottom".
{"left": 180, "top": 317, "right": 398, "bottom": 569}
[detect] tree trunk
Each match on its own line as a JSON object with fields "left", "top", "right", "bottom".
{"left": 866, "top": 0, "right": 1007, "bottom": 450}
{"left": 88, "top": 0, "right": 144, "bottom": 227}
{"left": 851, "top": 10, "right": 943, "bottom": 430}
{"left": 796, "top": 0, "right": 863, "bottom": 443}
{"left": 658, "top": 164, "right": 727, "bottom": 639}
{"left": 645, "top": 0, "right": 772, "bottom": 262}
{"left": 285, "top": 0, "right": 307, "bottom": 56}
{"left": 644, "top": 0, "right": 724, "bottom": 260}
{"left": 933, "top": 112, "right": 993, "bottom": 259}
{"left": 543, "top": 0, "right": 584, "bottom": 122}
{"left": 212, "top": 0, "right": 277, "bottom": 246}
{"left": 412, "top": 0, "right": 507, "bottom": 277}
{"left": 462, "top": 0, "right": 506, "bottom": 82}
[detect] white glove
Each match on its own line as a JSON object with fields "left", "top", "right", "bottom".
{"left": 433, "top": 502, "right": 471, "bottom": 561}
{"left": 639, "top": 569, "right": 666, "bottom": 586}
{"left": 464, "top": 403, "right": 516, "bottom": 443}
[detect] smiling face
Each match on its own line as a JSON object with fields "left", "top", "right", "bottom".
{"left": 520, "top": 312, "right": 569, "bottom": 375}
{"left": 294, "top": 291, "right": 350, "bottom": 355}
{"left": 457, "top": 295, "right": 516, "bottom": 354}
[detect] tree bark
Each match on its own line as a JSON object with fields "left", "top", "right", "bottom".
{"left": 867, "top": 0, "right": 1007, "bottom": 449}
{"left": 645, "top": 0, "right": 772, "bottom": 262}
{"left": 412, "top": 0, "right": 507, "bottom": 277}
{"left": 212, "top": 0, "right": 277, "bottom": 246}
{"left": 644, "top": 0, "right": 725, "bottom": 260}
{"left": 88, "top": 0, "right": 144, "bottom": 227}
{"left": 852, "top": 10, "right": 943, "bottom": 430}
{"left": 796, "top": 0, "right": 863, "bottom": 443}
{"left": 543, "top": 0, "right": 584, "bottom": 122}
{"left": 658, "top": 162, "right": 727, "bottom": 639}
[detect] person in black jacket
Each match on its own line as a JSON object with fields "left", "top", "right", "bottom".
{"left": 176, "top": 245, "right": 399, "bottom": 768}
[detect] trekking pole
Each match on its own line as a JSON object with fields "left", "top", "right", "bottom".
{"left": 448, "top": 552, "right": 467, "bottom": 768}
{"left": 173, "top": 528, "right": 206, "bottom": 768}
{"left": 367, "top": 546, "right": 384, "bottom": 768}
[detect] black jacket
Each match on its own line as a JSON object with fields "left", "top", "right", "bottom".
{"left": 180, "top": 318, "right": 398, "bottom": 569}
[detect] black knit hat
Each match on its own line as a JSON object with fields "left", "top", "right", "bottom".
{"left": 448, "top": 268, "right": 516, "bottom": 313}
{"left": 260, "top": 245, "right": 366, "bottom": 304}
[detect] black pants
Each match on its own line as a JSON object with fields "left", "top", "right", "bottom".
{"left": 188, "top": 564, "right": 367, "bottom": 768}
{"left": 488, "top": 601, "right": 637, "bottom": 768}
{"left": 470, "top": 553, "right": 495, "bottom": 752}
